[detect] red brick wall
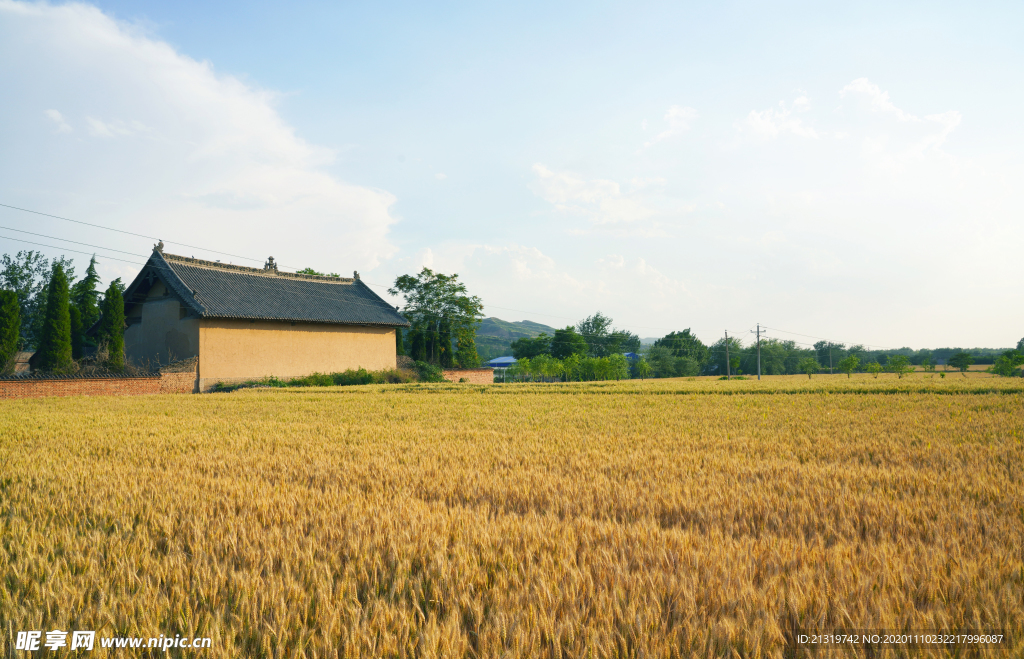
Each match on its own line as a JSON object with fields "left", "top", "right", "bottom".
{"left": 0, "top": 377, "right": 162, "bottom": 400}
{"left": 441, "top": 368, "right": 494, "bottom": 384}
{"left": 160, "top": 371, "right": 198, "bottom": 394}
{"left": 0, "top": 366, "right": 198, "bottom": 400}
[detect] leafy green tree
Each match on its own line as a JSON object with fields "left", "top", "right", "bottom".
{"left": 992, "top": 350, "right": 1024, "bottom": 377}
{"left": 634, "top": 357, "right": 652, "bottom": 380}
{"left": 297, "top": 267, "right": 341, "bottom": 277}
{"left": 866, "top": 361, "right": 883, "bottom": 378}
{"left": 886, "top": 354, "right": 913, "bottom": 378}
{"left": 454, "top": 323, "right": 481, "bottom": 368}
{"left": 437, "top": 319, "right": 454, "bottom": 367}
{"left": 813, "top": 341, "right": 845, "bottom": 373}
{"left": 70, "top": 254, "right": 102, "bottom": 341}
{"left": 34, "top": 263, "right": 74, "bottom": 372}
{"left": 1017, "top": 337, "right": 1024, "bottom": 353}
{"left": 511, "top": 333, "right": 552, "bottom": 359}
{"left": 760, "top": 339, "right": 795, "bottom": 375}
{"left": 550, "top": 327, "right": 588, "bottom": 359}
{"left": 0, "top": 251, "right": 74, "bottom": 349}
{"left": 98, "top": 279, "right": 126, "bottom": 372}
{"left": 837, "top": 354, "right": 860, "bottom": 378}
{"left": 798, "top": 357, "right": 819, "bottom": 379}
{"left": 610, "top": 330, "right": 641, "bottom": 354}
{"left": 708, "top": 336, "right": 743, "bottom": 376}
{"left": 0, "top": 290, "right": 19, "bottom": 373}
{"left": 948, "top": 351, "right": 974, "bottom": 373}
{"left": 655, "top": 329, "right": 709, "bottom": 368}
{"left": 575, "top": 312, "right": 638, "bottom": 357}
{"left": 608, "top": 354, "right": 630, "bottom": 380}
{"left": 389, "top": 268, "right": 483, "bottom": 367}
{"left": 920, "top": 355, "right": 935, "bottom": 372}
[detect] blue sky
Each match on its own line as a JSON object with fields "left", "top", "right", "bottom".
{"left": 1, "top": 0, "right": 1022, "bottom": 348}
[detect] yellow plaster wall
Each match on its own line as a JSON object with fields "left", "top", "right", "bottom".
{"left": 197, "top": 319, "right": 396, "bottom": 390}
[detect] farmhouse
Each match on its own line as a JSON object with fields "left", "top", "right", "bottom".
{"left": 116, "top": 244, "right": 409, "bottom": 392}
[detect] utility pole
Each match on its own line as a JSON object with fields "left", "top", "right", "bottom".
{"left": 750, "top": 324, "right": 765, "bottom": 381}
{"left": 725, "top": 330, "right": 730, "bottom": 380}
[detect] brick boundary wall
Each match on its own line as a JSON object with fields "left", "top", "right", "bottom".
{"left": 0, "top": 362, "right": 198, "bottom": 400}
{"left": 161, "top": 370, "right": 199, "bottom": 394}
{"left": 0, "top": 376, "right": 162, "bottom": 400}
{"left": 441, "top": 368, "right": 494, "bottom": 384}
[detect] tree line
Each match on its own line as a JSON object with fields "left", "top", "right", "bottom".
{"left": 642, "top": 332, "right": 1024, "bottom": 379}
{"left": 0, "top": 251, "right": 126, "bottom": 374}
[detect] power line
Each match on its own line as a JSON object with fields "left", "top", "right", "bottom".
{"left": 0, "top": 202, "right": 295, "bottom": 268}
{"left": 1, "top": 202, "right": 911, "bottom": 356}
{"left": 0, "top": 202, "right": 741, "bottom": 338}
{"left": 0, "top": 225, "right": 149, "bottom": 258}
{"left": 0, "top": 234, "right": 151, "bottom": 266}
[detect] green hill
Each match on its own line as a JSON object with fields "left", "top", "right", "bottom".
{"left": 475, "top": 317, "right": 559, "bottom": 361}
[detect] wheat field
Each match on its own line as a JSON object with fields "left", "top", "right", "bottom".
{"left": 1, "top": 377, "right": 1022, "bottom": 657}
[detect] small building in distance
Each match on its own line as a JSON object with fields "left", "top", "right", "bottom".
{"left": 114, "top": 245, "right": 409, "bottom": 391}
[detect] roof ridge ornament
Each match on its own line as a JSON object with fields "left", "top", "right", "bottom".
{"left": 264, "top": 256, "right": 278, "bottom": 272}
{"left": 154, "top": 240, "right": 164, "bottom": 253}
{"left": 353, "top": 270, "right": 360, "bottom": 280}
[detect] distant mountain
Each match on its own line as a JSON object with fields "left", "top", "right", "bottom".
{"left": 477, "top": 317, "right": 558, "bottom": 339}
{"left": 475, "top": 317, "right": 559, "bottom": 361}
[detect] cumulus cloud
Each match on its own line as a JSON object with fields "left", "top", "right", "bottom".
{"left": 740, "top": 98, "right": 819, "bottom": 139}
{"left": 0, "top": 0, "right": 398, "bottom": 280}
{"left": 44, "top": 108, "right": 71, "bottom": 133}
{"left": 840, "top": 78, "right": 917, "bottom": 121}
{"left": 532, "top": 164, "right": 656, "bottom": 224}
{"left": 644, "top": 105, "right": 698, "bottom": 147}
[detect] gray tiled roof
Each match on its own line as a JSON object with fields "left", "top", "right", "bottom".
{"left": 129, "top": 250, "right": 409, "bottom": 327}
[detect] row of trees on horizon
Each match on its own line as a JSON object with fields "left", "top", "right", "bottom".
{"left": 3, "top": 255, "right": 1022, "bottom": 379}
{"left": 0, "top": 251, "right": 126, "bottom": 373}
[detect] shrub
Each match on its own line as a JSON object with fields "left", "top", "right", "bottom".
{"left": 414, "top": 361, "right": 445, "bottom": 383}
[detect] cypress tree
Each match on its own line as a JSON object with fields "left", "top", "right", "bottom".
{"left": 70, "top": 255, "right": 102, "bottom": 340}
{"left": 0, "top": 290, "right": 20, "bottom": 373}
{"left": 35, "top": 263, "right": 74, "bottom": 372}
{"left": 70, "top": 306, "right": 83, "bottom": 360}
{"left": 98, "top": 280, "right": 126, "bottom": 372}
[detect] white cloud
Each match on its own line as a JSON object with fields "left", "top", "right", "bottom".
{"left": 0, "top": 0, "right": 398, "bottom": 278}
{"left": 644, "top": 105, "right": 697, "bottom": 147}
{"left": 44, "top": 108, "right": 71, "bottom": 133}
{"left": 435, "top": 173, "right": 447, "bottom": 180}
{"left": 840, "top": 77, "right": 917, "bottom": 121}
{"left": 532, "top": 164, "right": 656, "bottom": 224}
{"left": 740, "top": 98, "right": 819, "bottom": 139}
{"left": 85, "top": 116, "right": 151, "bottom": 138}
